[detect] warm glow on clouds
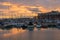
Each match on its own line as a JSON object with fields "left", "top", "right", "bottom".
{"left": 55, "top": 8, "right": 60, "bottom": 11}
{"left": 0, "top": 2, "right": 60, "bottom": 18}
{"left": 2, "top": 2, "right": 12, "bottom": 6}
{"left": 0, "top": 2, "right": 38, "bottom": 18}
{"left": 38, "top": 6, "right": 49, "bottom": 13}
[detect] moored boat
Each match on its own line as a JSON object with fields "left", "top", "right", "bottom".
{"left": 27, "top": 22, "right": 34, "bottom": 31}
{"left": 36, "top": 24, "right": 41, "bottom": 28}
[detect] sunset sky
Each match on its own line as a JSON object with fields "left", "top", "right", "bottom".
{"left": 0, "top": 0, "right": 60, "bottom": 18}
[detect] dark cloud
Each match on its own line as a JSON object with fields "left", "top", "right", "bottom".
{"left": 0, "top": 0, "right": 6, "bottom": 2}
{"left": 27, "top": 8, "right": 41, "bottom": 13}
{"left": 0, "top": 5, "right": 9, "bottom": 9}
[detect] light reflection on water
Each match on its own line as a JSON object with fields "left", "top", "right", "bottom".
{"left": 0, "top": 28, "right": 60, "bottom": 40}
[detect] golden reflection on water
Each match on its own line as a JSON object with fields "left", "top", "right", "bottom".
{"left": 34, "top": 27, "right": 38, "bottom": 31}
{"left": 40, "top": 28, "right": 48, "bottom": 31}
{"left": 0, "top": 28, "right": 60, "bottom": 40}
{"left": 3, "top": 28, "right": 26, "bottom": 37}
{"left": 3, "top": 28, "right": 48, "bottom": 37}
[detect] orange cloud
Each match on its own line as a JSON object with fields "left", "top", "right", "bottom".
{"left": 2, "top": 2, "right": 12, "bottom": 6}
{"left": 38, "top": 6, "right": 49, "bottom": 13}
{"left": 55, "top": 8, "right": 60, "bottom": 11}
{"left": 0, "top": 2, "right": 60, "bottom": 18}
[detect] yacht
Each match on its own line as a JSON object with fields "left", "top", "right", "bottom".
{"left": 36, "top": 24, "right": 41, "bottom": 28}
{"left": 27, "top": 22, "right": 34, "bottom": 31}
{"left": 57, "top": 24, "right": 60, "bottom": 29}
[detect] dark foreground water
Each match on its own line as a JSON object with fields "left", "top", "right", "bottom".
{"left": 0, "top": 28, "right": 60, "bottom": 40}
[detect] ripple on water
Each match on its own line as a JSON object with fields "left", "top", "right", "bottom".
{"left": 0, "top": 28, "right": 60, "bottom": 40}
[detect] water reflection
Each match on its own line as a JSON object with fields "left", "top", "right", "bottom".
{"left": 0, "top": 28, "right": 60, "bottom": 40}
{"left": 28, "top": 30, "right": 32, "bottom": 40}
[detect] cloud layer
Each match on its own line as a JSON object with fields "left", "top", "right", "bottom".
{"left": 0, "top": 0, "right": 60, "bottom": 18}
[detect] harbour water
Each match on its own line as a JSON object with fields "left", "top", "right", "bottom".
{"left": 0, "top": 27, "right": 60, "bottom": 40}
